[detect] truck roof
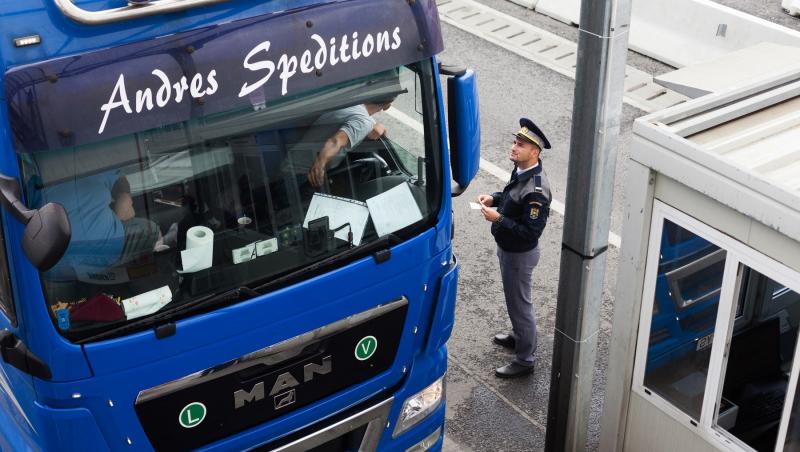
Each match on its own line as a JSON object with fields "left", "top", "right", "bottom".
{"left": 632, "top": 69, "right": 800, "bottom": 241}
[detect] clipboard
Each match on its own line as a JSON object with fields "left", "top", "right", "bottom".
{"left": 303, "top": 193, "right": 370, "bottom": 246}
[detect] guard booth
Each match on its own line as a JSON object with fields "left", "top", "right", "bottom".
{"left": 600, "top": 70, "right": 800, "bottom": 452}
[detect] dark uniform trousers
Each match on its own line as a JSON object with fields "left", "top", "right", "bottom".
{"left": 491, "top": 162, "right": 551, "bottom": 367}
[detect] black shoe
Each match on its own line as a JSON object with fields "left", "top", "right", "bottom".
{"left": 493, "top": 333, "right": 516, "bottom": 349}
{"left": 495, "top": 362, "right": 535, "bottom": 378}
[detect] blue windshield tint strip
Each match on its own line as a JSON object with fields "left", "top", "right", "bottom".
{"left": 4, "top": 0, "right": 443, "bottom": 154}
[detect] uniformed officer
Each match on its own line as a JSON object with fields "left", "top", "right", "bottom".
{"left": 478, "top": 118, "right": 552, "bottom": 378}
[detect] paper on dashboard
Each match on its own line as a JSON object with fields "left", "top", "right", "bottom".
{"left": 366, "top": 182, "right": 424, "bottom": 237}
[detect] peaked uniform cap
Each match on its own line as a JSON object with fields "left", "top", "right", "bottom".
{"left": 513, "top": 118, "right": 551, "bottom": 150}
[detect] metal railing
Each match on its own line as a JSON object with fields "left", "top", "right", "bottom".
{"left": 53, "top": 0, "right": 229, "bottom": 25}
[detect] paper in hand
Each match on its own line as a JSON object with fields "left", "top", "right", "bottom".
{"left": 469, "top": 202, "right": 483, "bottom": 210}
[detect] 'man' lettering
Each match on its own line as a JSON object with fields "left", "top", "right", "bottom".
{"left": 233, "top": 382, "right": 265, "bottom": 409}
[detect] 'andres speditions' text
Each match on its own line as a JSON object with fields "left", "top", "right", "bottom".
{"left": 97, "top": 27, "right": 402, "bottom": 135}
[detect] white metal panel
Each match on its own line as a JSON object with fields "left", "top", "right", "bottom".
{"left": 632, "top": 72, "right": 800, "bottom": 243}
{"left": 654, "top": 43, "right": 800, "bottom": 99}
{"left": 653, "top": 175, "right": 753, "bottom": 247}
{"left": 625, "top": 392, "right": 723, "bottom": 452}
{"left": 629, "top": 0, "right": 800, "bottom": 68}
{"left": 748, "top": 219, "right": 800, "bottom": 273}
{"left": 599, "top": 161, "right": 656, "bottom": 451}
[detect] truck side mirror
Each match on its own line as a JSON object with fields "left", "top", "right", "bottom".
{"left": 442, "top": 64, "right": 480, "bottom": 197}
{"left": 0, "top": 175, "right": 70, "bottom": 271}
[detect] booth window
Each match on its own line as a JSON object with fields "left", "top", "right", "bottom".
{"left": 713, "top": 266, "right": 800, "bottom": 450}
{"left": 642, "top": 219, "right": 726, "bottom": 420}
{"left": 636, "top": 202, "right": 800, "bottom": 452}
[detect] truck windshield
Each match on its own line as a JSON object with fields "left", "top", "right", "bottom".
{"left": 20, "top": 61, "right": 440, "bottom": 342}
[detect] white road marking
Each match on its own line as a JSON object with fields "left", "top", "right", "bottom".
{"left": 384, "top": 108, "right": 622, "bottom": 248}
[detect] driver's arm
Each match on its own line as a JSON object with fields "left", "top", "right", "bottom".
{"left": 308, "top": 130, "right": 350, "bottom": 187}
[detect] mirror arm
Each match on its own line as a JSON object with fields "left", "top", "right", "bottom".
{"left": 0, "top": 176, "right": 35, "bottom": 225}
{"left": 438, "top": 62, "right": 467, "bottom": 77}
{"left": 451, "top": 180, "right": 469, "bottom": 197}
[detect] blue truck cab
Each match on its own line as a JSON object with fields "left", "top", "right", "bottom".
{"left": 0, "top": 0, "right": 480, "bottom": 450}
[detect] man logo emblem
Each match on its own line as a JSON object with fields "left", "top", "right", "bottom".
{"left": 274, "top": 389, "right": 296, "bottom": 410}
{"left": 355, "top": 336, "right": 378, "bottom": 361}
{"left": 178, "top": 402, "right": 207, "bottom": 428}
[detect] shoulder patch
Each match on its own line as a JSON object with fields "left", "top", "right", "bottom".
{"left": 529, "top": 205, "right": 539, "bottom": 220}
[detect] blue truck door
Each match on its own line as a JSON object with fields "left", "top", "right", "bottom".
{"left": 0, "top": 216, "right": 39, "bottom": 450}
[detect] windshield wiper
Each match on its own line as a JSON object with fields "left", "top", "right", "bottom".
{"left": 254, "top": 233, "right": 401, "bottom": 293}
{"left": 77, "top": 286, "right": 260, "bottom": 344}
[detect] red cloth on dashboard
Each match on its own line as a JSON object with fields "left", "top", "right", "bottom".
{"left": 69, "top": 294, "right": 124, "bottom": 322}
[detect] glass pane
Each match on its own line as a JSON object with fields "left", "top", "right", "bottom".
{"left": 644, "top": 219, "right": 726, "bottom": 420}
{"left": 20, "top": 62, "right": 441, "bottom": 342}
{"left": 715, "top": 269, "right": 800, "bottom": 451}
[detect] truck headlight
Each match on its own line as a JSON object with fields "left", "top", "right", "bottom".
{"left": 393, "top": 375, "right": 445, "bottom": 437}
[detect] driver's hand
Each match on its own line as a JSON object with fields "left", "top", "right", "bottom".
{"left": 114, "top": 192, "right": 135, "bottom": 221}
{"left": 367, "top": 123, "right": 386, "bottom": 140}
{"left": 308, "top": 158, "right": 327, "bottom": 188}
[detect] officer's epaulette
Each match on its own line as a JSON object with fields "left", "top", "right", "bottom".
{"left": 534, "top": 175, "right": 543, "bottom": 193}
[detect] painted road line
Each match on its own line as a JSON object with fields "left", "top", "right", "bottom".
{"left": 436, "top": 0, "right": 689, "bottom": 113}
{"left": 384, "top": 107, "right": 623, "bottom": 249}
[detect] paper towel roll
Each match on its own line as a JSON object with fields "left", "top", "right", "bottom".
{"left": 178, "top": 226, "right": 214, "bottom": 273}
{"left": 123, "top": 285, "right": 172, "bottom": 320}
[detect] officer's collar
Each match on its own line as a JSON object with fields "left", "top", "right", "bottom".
{"left": 513, "top": 161, "right": 542, "bottom": 181}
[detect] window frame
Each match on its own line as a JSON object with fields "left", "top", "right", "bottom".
{"left": 632, "top": 200, "right": 800, "bottom": 451}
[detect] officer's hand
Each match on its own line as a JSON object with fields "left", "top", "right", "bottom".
{"left": 478, "top": 194, "right": 493, "bottom": 207}
{"left": 481, "top": 205, "right": 500, "bottom": 223}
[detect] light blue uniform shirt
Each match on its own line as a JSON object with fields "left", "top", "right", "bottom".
{"left": 38, "top": 169, "right": 125, "bottom": 271}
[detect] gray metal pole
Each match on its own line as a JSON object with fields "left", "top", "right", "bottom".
{"left": 544, "top": 0, "right": 632, "bottom": 450}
